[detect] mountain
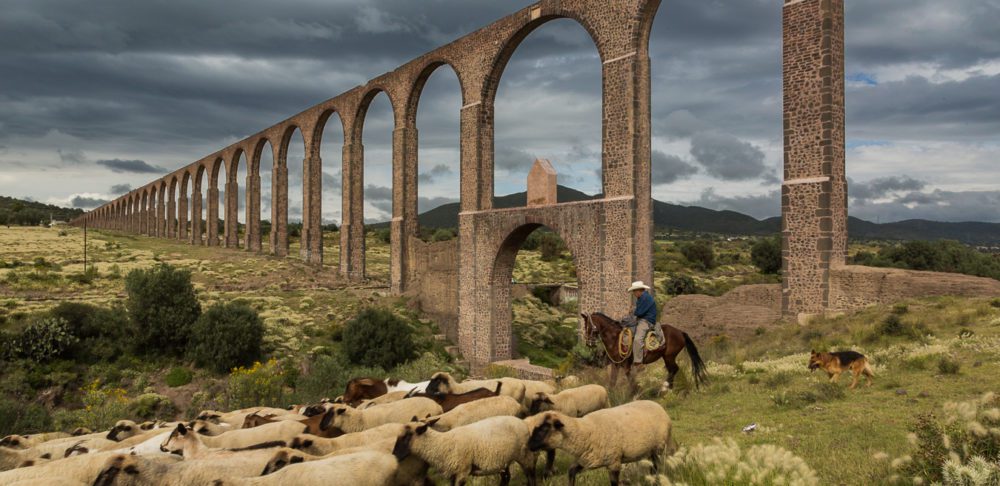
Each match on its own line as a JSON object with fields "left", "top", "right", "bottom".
{"left": 403, "top": 186, "right": 1000, "bottom": 246}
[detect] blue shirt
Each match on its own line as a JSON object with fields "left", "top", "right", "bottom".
{"left": 634, "top": 291, "right": 657, "bottom": 324}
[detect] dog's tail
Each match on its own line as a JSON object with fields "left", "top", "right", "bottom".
{"left": 683, "top": 332, "right": 708, "bottom": 388}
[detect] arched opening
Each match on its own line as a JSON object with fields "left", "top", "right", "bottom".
{"left": 198, "top": 165, "right": 209, "bottom": 245}
{"left": 212, "top": 158, "right": 226, "bottom": 246}
{"left": 413, "top": 64, "right": 462, "bottom": 242}
{"left": 492, "top": 224, "right": 580, "bottom": 367}
{"left": 157, "top": 182, "right": 166, "bottom": 237}
{"left": 233, "top": 151, "right": 248, "bottom": 248}
{"left": 359, "top": 91, "right": 395, "bottom": 283}
{"left": 168, "top": 177, "right": 178, "bottom": 238}
{"left": 317, "top": 110, "right": 345, "bottom": 267}
{"left": 283, "top": 127, "right": 306, "bottom": 259}
{"left": 180, "top": 172, "right": 191, "bottom": 241}
{"left": 492, "top": 18, "right": 603, "bottom": 206}
{"left": 256, "top": 139, "right": 275, "bottom": 253}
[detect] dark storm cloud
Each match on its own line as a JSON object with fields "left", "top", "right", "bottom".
{"left": 651, "top": 150, "right": 698, "bottom": 186}
{"left": 495, "top": 147, "right": 537, "bottom": 174}
{"left": 850, "top": 176, "right": 927, "bottom": 204}
{"left": 96, "top": 159, "right": 167, "bottom": 174}
{"left": 322, "top": 171, "right": 342, "bottom": 194}
{"left": 418, "top": 164, "right": 452, "bottom": 184}
{"left": 109, "top": 184, "right": 132, "bottom": 195}
{"left": 852, "top": 190, "right": 1000, "bottom": 224}
{"left": 58, "top": 148, "right": 87, "bottom": 165}
{"left": 689, "top": 132, "right": 769, "bottom": 181}
{"left": 70, "top": 195, "right": 109, "bottom": 208}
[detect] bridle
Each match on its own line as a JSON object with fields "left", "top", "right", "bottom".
{"left": 584, "top": 313, "right": 629, "bottom": 364}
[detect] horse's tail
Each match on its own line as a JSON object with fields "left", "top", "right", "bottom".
{"left": 682, "top": 332, "right": 708, "bottom": 388}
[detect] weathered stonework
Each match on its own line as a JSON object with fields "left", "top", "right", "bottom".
{"left": 527, "top": 159, "right": 557, "bottom": 207}
{"left": 782, "top": 0, "right": 847, "bottom": 319}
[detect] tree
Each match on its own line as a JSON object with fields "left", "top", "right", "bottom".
{"left": 190, "top": 302, "right": 264, "bottom": 373}
{"left": 663, "top": 275, "right": 699, "bottom": 296}
{"left": 751, "top": 236, "right": 783, "bottom": 274}
{"left": 680, "top": 240, "right": 716, "bottom": 270}
{"left": 538, "top": 232, "right": 567, "bottom": 262}
{"left": 124, "top": 264, "right": 201, "bottom": 356}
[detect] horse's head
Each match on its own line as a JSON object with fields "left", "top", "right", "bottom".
{"left": 582, "top": 313, "right": 609, "bottom": 346}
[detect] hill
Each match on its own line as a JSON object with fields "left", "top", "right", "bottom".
{"left": 0, "top": 196, "right": 84, "bottom": 226}
{"left": 405, "top": 186, "right": 1000, "bottom": 245}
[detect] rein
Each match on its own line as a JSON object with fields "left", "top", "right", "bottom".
{"left": 587, "top": 314, "right": 630, "bottom": 365}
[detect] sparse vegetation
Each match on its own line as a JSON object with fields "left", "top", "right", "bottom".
{"left": 852, "top": 239, "right": 1000, "bottom": 281}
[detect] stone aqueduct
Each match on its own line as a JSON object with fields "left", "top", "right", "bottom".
{"left": 75, "top": 0, "right": 853, "bottom": 369}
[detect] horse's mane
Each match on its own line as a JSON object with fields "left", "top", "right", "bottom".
{"left": 591, "top": 312, "right": 622, "bottom": 326}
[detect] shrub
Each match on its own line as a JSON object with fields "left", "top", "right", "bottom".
{"left": 292, "top": 354, "right": 381, "bottom": 404}
{"left": 343, "top": 308, "right": 418, "bottom": 370}
{"left": 664, "top": 275, "right": 698, "bottom": 296}
{"left": 751, "top": 236, "right": 782, "bottom": 274}
{"left": 10, "top": 317, "right": 79, "bottom": 363}
{"left": 680, "top": 240, "right": 716, "bottom": 270}
{"left": 225, "top": 359, "right": 287, "bottom": 409}
{"left": 652, "top": 438, "right": 819, "bottom": 485}
{"left": 0, "top": 399, "right": 52, "bottom": 437}
{"left": 430, "top": 228, "right": 456, "bottom": 242}
{"left": 538, "top": 232, "right": 567, "bottom": 262}
{"left": 125, "top": 264, "right": 201, "bottom": 356}
{"left": 374, "top": 228, "right": 391, "bottom": 244}
{"left": 991, "top": 298, "right": 1000, "bottom": 309}
{"left": 885, "top": 393, "right": 1000, "bottom": 484}
{"left": 570, "top": 341, "right": 606, "bottom": 368}
{"left": 165, "top": 367, "right": 193, "bottom": 387}
{"left": 938, "top": 356, "right": 961, "bottom": 375}
{"left": 53, "top": 380, "right": 131, "bottom": 432}
{"left": 189, "top": 302, "right": 264, "bottom": 373}
{"left": 129, "top": 393, "right": 177, "bottom": 420}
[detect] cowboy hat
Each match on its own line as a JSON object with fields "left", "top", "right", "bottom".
{"left": 627, "top": 281, "right": 651, "bottom": 292}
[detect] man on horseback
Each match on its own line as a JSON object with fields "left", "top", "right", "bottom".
{"left": 628, "top": 281, "right": 662, "bottom": 364}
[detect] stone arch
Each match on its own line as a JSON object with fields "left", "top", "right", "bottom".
{"left": 404, "top": 60, "right": 467, "bottom": 125}
{"left": 278, "top": 124, "right": 307, "bottom": 258}
{"left": 157, "top": 180, "right": 167, "bottom": 237}
{"left": 247, "top": 137, "right": 273, "bottom": 253}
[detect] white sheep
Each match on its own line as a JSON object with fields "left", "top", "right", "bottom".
{"left": 424, "top": 395, "right": 523, "bottom": 432}
{"left": 0, "top": 451, "right": 180, "bottom": 484}
{"left": 323, "top": 398, "right": 441, "bottom": 433}
{"left": 213, "top": 450, "right": 400, "bottom": 486}
{"left": 106, "top": 420, "right": 143, "bottom": 441}
{"left": 159, "top": 421, "right": 305, "bottom": 455}
{"left": 525, "top": 400, "right": 672, "bottom": 486}
{"left": 197, "top": 407, "right": 289, "bottom": 428}
{"left": 90, "top": 449, "right": 292, "bottom": 486}
{"left": 0, "top": 432, "right": 71, "bottom": 449}
{"left": 520, "top": 380, "right": 556, "bottom": 408}
{"left": 392, "top": 415, "right": 537, "bottom": 486}
{"left": 527, "top": 384, "right": 609, "bottom": 417}
{"left": 288, "top": 423, "right": 406, "bottom": 456}
{"left": 425, "top": 372, "right": 526, "bottom": 404}
{"left": 188, "top": 419, "right": 233, "bottom": 436}
{"left": 11, "top": 436, "right": 117, "bottom": 463}
{"left": 263, "top": 441, "right": 427, "bottom": 486}
{"left": 107, "top": 431, "right": 172, "bottom": 456}
{"left": 358, "top": 391, "right": 410, "bottom": 410}
{"left": 1, "top": 446, "right": 50, "bottom": 471}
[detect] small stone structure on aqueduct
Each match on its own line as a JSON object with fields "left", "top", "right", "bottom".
{"left": 74, "top": 0, "right": 1000, "bottom": 372}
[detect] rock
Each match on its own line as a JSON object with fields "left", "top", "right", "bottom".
{"left": 918, "top": 391, "right": 930, "bottom": 398}
{"left": 895, "top": 389, "right": 908, "bottom": 396}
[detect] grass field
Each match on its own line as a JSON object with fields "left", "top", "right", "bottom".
{"left": 2, "top": 226, "right": 999, "bottom": 484}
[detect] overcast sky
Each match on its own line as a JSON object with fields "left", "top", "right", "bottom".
{"left": 1, "top": 0, "right": 997, "bottom": 224}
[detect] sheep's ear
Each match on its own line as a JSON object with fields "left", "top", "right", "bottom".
{"left": 553, "top": 419, "right": 564, "bottom": 430}
{"left": 124, "top": 464, "right": 140, "bottom": 475}
{"left": 40, "top": 453, "right": 51, "bottom": 459}
{"left": 290, "top": 455, "right": 304, "bottom": 464}
{"left": 176, "top": 423, "right": 188, "bottom": 435}
{"left": 336, "top": 408, "right": 346, "bottom": 415}
{"left": 302, "top": 439, "right": 313, "bottom": 448}
{"left": 410, "top": 415, "right": 418, "bottom": 422}
{"left": 415, "top": 423, "right": 430, "bottom": 435}
{"left": 425, "top": 417, "right": 441, "bottom": 428}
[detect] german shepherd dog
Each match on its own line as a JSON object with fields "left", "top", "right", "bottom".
{"left": 808, "top": 350, "right": 874, "bottom": 389}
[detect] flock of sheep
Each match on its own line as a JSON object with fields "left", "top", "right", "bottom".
{"left": 0, "top": 372, "right": 673, "bottom": 486}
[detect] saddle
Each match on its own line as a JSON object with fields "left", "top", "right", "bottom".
{"left": 616, "top": 326, "right": 664, "bottom": 357}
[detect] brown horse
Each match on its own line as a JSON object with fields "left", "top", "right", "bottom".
{"left": 582, "top": 313, "right": 707, "bottom": 391}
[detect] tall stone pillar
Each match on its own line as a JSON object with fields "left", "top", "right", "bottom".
{"left": 156, "top": 193, "right": 166, "bottom": 237}
{"left": 781, "top": 0, "right": 847, "bottom": 318}
{"left": 207, "top": 187, "right": 219, "bottom": 246}
{"left": 190, "top": 190, "right": 203, "bottom": 245}
{"left": 391, "top": 125, "right": 418, "bottom": 294}
{"left": 246, "top": 173, "right": 261, "bottom": 252}
{"left": 224, "top": 180, "right": 239, "bottom": 248}
{"left": 166, "top": 198, "right": 176, "bottom": 239}
{"left": 457, "top": 99, "right": 490, "bottom": 363}
{"left": 177, "top": 195, "right": 188, "bottom": 241}
{"left": 302, "top": 155, "right": 323, "bottom": 265}
{"left": 340, "top": 142, "right": 365, "bottom": 280}
{"left": 270, "top": 162, "right": 289, "bottom": 256}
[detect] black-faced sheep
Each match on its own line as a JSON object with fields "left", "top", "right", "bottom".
{"left": 321, "top": 398, "right": 441, "bottom": 434}
{"left": 392, "top": 416, "right": 537, "bottom": 486}
{"left": 212, "top": 450, "right": 400, "bottom": 486}
{"left": 90, "top": 449, "right": 293, "bottom": 486}
{"left": 159, "top": 422, "right": 302, "bottom": 457}
{"left": 526, "top": 400, "right": 672, "bottom": 486}
{"left": 0, "top": 432, "right": 70, "bottom": 449}
{"left": 0, "top": 451, "right": 180, "bottom": 484}
{"left": 527, "top": 384, "right": 609, "bottom": 417}
{"left": 288, "top": 423, "right": 406, "bottom": 456}
{"left": 425, "top": 373, "right": 527, "bottom": 405}
{"left": 262, "top": 441, "right": 428, "bottom": 486}
{"left": 423, "top": 395, "right": 523, "bottom": 432}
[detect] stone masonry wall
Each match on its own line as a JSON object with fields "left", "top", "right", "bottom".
{"left": 829, "top": 266, "right": 1000, "bottom": 311}
{"left": 406, "top": 236, "right": 460, "bottom": 342}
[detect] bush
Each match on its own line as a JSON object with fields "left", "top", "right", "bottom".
{"left": 343, "top": 308, "right": 418, "bottom": 370}
{"left": 129, "top": 393, "right": 177, "bottom": 420}
{"left": 653, "top": 438, "right": 819, "bottom": 485}
{"left": 938, "top": 356, "right": 961, "bottom": 375}
{"left": 374, "top": 228, "right": 391, "bottom": 244}
{"left": 538, "top": 232, "right": 567, "bottom": 262}
{"left": 0, "top": 399, "right": 52, "bottom": 437}
{"left": 430, "top": 228, "right": 456, "bottom": 242}
{"left": 680, "top": 240, "right": 716, "bottom": 270}
{"left": 225, "top": 359, "right": 288, "bottom": 409}
{"left": 853, "top": 240, "right": 1000, "bottom": 281}
{"left": 165, "top": 367, "right": 193, "bottom": 387}
{"left": 189, "top": 302, "right": 264, "bottom": 373}
{"left": 125, "top": 264, "right": 201, "bottom": 356}
{"left": 664, "top": 275, "right": 699, "bottom": 296}
{"left": 751, "top": 236, "right": 783, "bottom": 274}
{"left": 9, "top": 317, "right": 79, "bottom": 363}
{"left": 53, "top": 380, "right": 131, "bottom": 432}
